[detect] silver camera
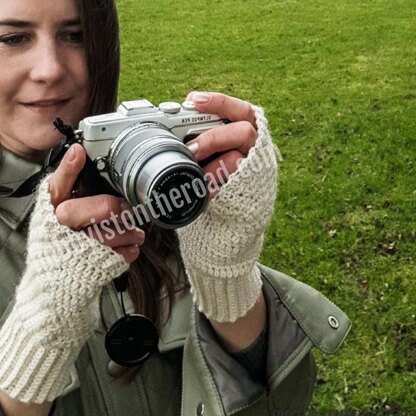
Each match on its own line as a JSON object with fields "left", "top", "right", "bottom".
{"left": 78, "top": 99, "right": 225, "bottom": 229}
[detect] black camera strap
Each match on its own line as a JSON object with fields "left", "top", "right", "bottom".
{"left": 9, "top": 169, "right": 50, "bottom": 198}
{"left": 9, "top": 118, "right": 79, "bottom": 198}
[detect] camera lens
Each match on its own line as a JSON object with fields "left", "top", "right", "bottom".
{"left": 108, "top": 123, "right": 208, "bottom": 228}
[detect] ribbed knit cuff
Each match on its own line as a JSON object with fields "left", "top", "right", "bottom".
{"left": 187, "top": 265, "right": 263, "bottom": 323}
{"left": 0, "top": 312, "right": 80, "bottom": 403}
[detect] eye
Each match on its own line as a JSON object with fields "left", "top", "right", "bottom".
{"left": 0, "top": 34, "right": 28, "bottom": 46}
{"left": 62, "top": 30, "right": 84, "bottom": 44}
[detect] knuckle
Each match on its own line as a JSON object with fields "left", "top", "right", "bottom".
{"left": 237, "top": 121, "right": 257, "bottom": 145}
{"left": 124, "top": 229, "right": 144, "bottom": 246}
{"left": 55, "top": 201, "right": 73, "bottom": 225}
{"left": 228, "top": 150, "right": 244, "bottom": 163}
{"left": 227, "top": 151, "right": 244, "bottom": 173}
{"left": 218, "top": 93, "right": 227, "bottom": 109}
{"left": 240, "top": 120, "right": 256, "bottom": 136}
{"left": 100, "top": 195, "right": 119, "bottom": 217}
{"left": 55, "top": 162, "right": 75, "bottom": 184}
{"left": 243, "top": 102, "right": 255, "bottom": 119}
{"left": 131, "top": 253, "right": 140, "bottom": 263}
{"left": 203, "top": 128, "right": 217, "bottom": 149}
{"left": 121, "top": 247, "right": 140, "bottom": 264}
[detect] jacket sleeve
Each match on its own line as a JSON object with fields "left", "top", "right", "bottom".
{"left": 182, "top": 265, "right": 351, "bottom": 415}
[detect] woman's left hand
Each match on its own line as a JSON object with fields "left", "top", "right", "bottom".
{"left": 178, "top": 92, "right": 276, "bottom": 349}
{"left": 185, "top": 92, "right": 258, "bottom": 196}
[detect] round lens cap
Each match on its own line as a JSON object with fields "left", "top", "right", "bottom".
{"left": 105, "top": 314, "right": 159, "bottom": 367}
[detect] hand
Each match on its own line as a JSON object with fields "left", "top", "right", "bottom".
{"left": 185, "top": 92, "right": 258, "bottom": 197}
{"left": 177, "top": 94, "right": 277, "bottom": 323}
{"left": 47, "top": 144, "right": 144, "bottom": 263}
{"left": 0, "top": 145, "right": 130, "bottom": 403}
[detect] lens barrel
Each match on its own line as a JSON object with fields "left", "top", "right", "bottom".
{"left": 108, "top": 123, "right": 208, "bottom": 228}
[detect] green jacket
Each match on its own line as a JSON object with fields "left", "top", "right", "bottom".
{"left": 0, "top": 148, "right": 351, "bottom": 415}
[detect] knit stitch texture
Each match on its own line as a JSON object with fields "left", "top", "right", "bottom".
{"left": 0, "top": 177, "right": 128, "bottom": 403}
{"left": 177, "top": 105, "right": 278, "bottom": 322}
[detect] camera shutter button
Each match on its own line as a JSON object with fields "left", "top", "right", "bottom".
{"left": 159, "top": 102, "right": 182, "bottom": 114}
{"left": 182, "top": 100, "right": 198, "bottom": 111}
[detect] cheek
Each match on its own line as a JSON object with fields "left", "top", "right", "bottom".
{"left": 72, "top": 53, "right": 90, "bottom": 101}
{"left": 0, "top": 69, "right": 18, "bottom": 113}
{"left": 65, "top": 56, "right": 90, "bottom": 125}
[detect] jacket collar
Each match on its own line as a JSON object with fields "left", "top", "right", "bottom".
{"left": 259, "top": 264, "right": 351, "bottom": 354}
{"left": 0, "top": 147, "right": 41, "bottom": 230}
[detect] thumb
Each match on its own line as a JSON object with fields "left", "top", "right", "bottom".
{"left": 48, "top": 143, "right": 86, "bottom": 207}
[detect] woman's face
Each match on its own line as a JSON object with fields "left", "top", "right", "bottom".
{"left": 0, "top": 0, "right": 89, "bottom": 161}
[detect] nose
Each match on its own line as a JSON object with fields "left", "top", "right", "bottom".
{"left": 29, "top": 40, "right": 67, "bottom": 85}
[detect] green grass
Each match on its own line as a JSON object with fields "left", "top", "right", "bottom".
{"left": 116, "top": 0, "right": 416, "bottom": 411}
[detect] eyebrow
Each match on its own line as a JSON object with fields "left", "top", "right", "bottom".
{"left": 0, "top": 18, "right": 81, "bottom": 28}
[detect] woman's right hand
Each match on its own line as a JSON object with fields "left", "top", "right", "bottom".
{"left": 48, "top": 143, "right": 145, "bottom": 264}
{"left": 0, "top": 145, "right": 132, "bottom": 404}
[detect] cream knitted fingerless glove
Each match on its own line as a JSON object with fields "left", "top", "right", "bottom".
{"left": 177, "top": 106, "right": 278, "bottom": 323}
{"left": 0, "top": 177, "right": 128, "bottom": 403}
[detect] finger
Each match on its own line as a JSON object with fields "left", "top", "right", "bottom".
{"left": 186, "top": 92, "right": 256, "bottom": 126}
{"left": 84, "top": 225, "right": 145, "bottom": 248}
{"left": 55, "top": 195, "right": 131, "bottom": 229}
{"left": 202, "top": 150, "right": 243, "bottom": 200}
{"left": 48, "top": 144, "right": 86, "bottom": 207}
{"left": 187, "top": 121, "right": 257, "bottom": 161}
{"left": 113, "top": 245, "right": 141, "bottom": 264}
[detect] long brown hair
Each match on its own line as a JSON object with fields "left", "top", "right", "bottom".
{"left": 77, "top": 0, "right": 179, "bottom": 338}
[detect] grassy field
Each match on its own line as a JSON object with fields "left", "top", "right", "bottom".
{"left": 116, "top": 0, "right": 416, "bottom": 411}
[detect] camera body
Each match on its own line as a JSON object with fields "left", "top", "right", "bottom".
{"left": 78, "top": 99, "right": 225, "bottom": 228}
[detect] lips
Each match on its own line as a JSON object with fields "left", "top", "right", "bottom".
{"left": 21, "top": 98, "right": 71, "bottom": 115}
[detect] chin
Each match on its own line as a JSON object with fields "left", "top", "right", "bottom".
{"left": 26, "top": 132, "right": 65, "bottom": 153}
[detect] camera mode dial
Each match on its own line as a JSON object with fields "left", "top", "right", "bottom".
{"left": 159, "top": 102, "right": 182, "bottom": 114}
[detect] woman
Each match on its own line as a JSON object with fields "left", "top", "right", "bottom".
{"left": 0, "top": 0, "right": 351, "bottom": 415}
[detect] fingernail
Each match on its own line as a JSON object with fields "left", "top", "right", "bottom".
{"left": 120, "top": 200, "right": 131, "bottom": 212}
{"left": 128, "top": 244, "right": 139, "bottom": 254}
{"left": 135, "top": 227, "right": 145, "bottom": 238}
{"left": 67, "top": 146, "right": 76, "bottom": 162}
{"left": 187, "top": 141, "right": 199, "bottom": 154}
{"left": 192, "top": 92, "right": 211, "bottom": 103}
